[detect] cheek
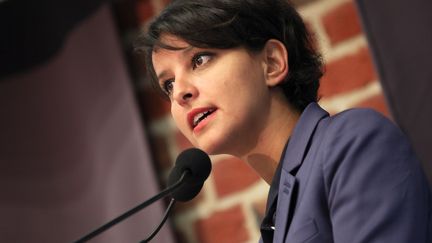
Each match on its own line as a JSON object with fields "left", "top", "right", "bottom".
{"left": 171, "top": 105, "right": 195, "bottom": 142}
{"left": 171, "top": 105, "right": 184, "bottom": 130}
{"left": 219, "top": 68, "right": 267, "bottom": 104}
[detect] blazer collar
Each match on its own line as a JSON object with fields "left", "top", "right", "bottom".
{"left": 262, "top": 103, "right": 329, "bottom": 230}
{"left": 282, "top": 102, "right": 329, "bottom": 173}
{"left": 265, "top": 103, "right": 329, "bottom": 211}
{"left": 269, "top": 103, "right": 328, "bottom": 242}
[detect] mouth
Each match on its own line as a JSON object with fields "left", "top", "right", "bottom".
{"left": 188, "top": 107, "right": 217, "bottom": 129}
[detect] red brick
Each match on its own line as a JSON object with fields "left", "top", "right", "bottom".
{"left": 322, "top": 1, "right": 363, "bottom": 46}
{"left": 355, "top": 92, "right": 392, "bottom": 119}
{"left": 175, "top": 131, "right": 194, "bottom": 151}
{"left": 213, "top": 157, "right": 261, "bottom": 198}
{"left": 195, "top": 205, "right": 249, "bottom": 243}
{"left": 136, "top": 0, "right": 155, "bottom": 24}
{"left": 319, "top": 47, "right": 377, "bottom": 97}
{"left": 162, "top": 0, "right": 171, "bottom": 6}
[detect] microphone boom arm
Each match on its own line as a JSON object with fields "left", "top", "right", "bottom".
{"left": 73, "top": 170, "right": 190, "bottom": 243}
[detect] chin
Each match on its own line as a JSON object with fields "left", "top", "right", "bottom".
{"left": 196, "top": 139, "right": 227, "bottom": 156}
{"left": 198, "top": 140, "right": 240, "bottom": 157}
{"left": 193, "top": 127, "right": 244, "bottom": 156}
{"left": 197, "top": 145, "right": 220, "bottom": 156}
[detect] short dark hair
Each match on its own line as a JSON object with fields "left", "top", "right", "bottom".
{"left": 136, "top": 0, "right": 323, "bottom": 111}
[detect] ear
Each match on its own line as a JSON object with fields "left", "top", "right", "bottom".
{"left": 262, "top": 39, "right": 289, "bottom": 87}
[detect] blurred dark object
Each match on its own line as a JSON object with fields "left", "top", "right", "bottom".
{"left": 0, "top": 3, "right": 174, "bottom": 242}
{"left": 0, "top": 0, "right": 105, "bottom": 79}
{"left": 356, "top": 0, "right": 432, "bottom": 186}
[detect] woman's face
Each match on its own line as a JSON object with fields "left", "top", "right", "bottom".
{"left": 152, "top": 34, "right": 274, "bottom": 156}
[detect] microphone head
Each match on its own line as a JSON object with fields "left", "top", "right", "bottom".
{"left": 168, "top": 148, "right": 211, "bottom": 202}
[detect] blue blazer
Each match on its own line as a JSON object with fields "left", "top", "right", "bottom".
{"left": 261, "top": 103, "right": 432, "bottom": 243}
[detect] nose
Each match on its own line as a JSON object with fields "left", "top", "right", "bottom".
{"left": 172, "top": 76, "right": 198, "bottom": 106}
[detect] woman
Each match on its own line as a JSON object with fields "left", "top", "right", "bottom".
{"left": 136, "top": 0, "right": 432, "bottom": 242}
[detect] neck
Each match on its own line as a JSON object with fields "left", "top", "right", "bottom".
{"left": 241, "top": 91, "right": 300, "bottom": 184}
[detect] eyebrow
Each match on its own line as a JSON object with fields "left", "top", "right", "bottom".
{"left": 155, "top": 46, "right": 196, "bottom": 81}
{"left": 157, "top": 71, "right": 168, "bottom": 81}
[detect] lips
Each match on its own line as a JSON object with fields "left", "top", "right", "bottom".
{"left": 187, "top": 107, "right": 216, "bottom": 130}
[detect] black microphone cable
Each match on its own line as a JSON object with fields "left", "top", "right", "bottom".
{"left": 139, "top": 198, "right": 176, "bottom": 243}
{"left": 73, "top": 148, "right": 211, "bottom": 243}
{"left": 140, "top": 148, "right": 212, "bottom": 242}
{"left": 73, "top": 170, "right": 190, "bottom": 243}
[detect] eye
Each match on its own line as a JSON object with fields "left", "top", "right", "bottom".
{"left": 192, "top": 52, "right": 214, "bottom": 70}
{"left": 161, "top": 78, "right": 174, "bottom": 96}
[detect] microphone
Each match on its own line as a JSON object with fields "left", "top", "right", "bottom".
{"left": 73, "top": 148, "right": 211, "bottom": 243}
{"left": 168, "top": 148, "right": 212, "bottom": 201}
{"left": 141, "top": 148, "right": 211, "bottom": 242}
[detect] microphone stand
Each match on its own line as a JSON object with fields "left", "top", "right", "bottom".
{"left": 73, "top": 170, "right": 189, "bottom": 243}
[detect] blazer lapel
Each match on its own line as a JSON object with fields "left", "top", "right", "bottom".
{"left": 272, "top": 103, "right": 329, "bottom": 242}
{"left": 283, "top": 103, "right": 329, "bottom": 173}
{"left": 274, "top": 171, "right": 296, "bottom": 243}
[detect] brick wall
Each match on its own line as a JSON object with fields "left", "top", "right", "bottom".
{"left": 133, "top": 0, "right": 390, "bottom": 242}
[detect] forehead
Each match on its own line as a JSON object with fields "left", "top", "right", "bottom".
{"left": 153, "top": 34, "right": 190, "bottom": 53}
{"left": 151, "top": 34, "right": 194, "bottom": 80}
{"left": 152, "top": 34, "right": 195, "bottom": 67}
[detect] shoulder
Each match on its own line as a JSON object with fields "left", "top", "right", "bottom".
{"left": 321, "top": 106, "right": 413, "bottom": 155}
{"left": 316, "top": 109, "right": 432, "bottom": 242}
{"left": 318, "top": 108, "right": 422, "bottom": 192}
{"left": 327, "top": 108, "right": 397, "bottom": 136}
{"left": 321, "top": 108, "right": 409, "bottom": 154}
{"left": 319, "top": 107, "right": 424, "bottom": 194}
